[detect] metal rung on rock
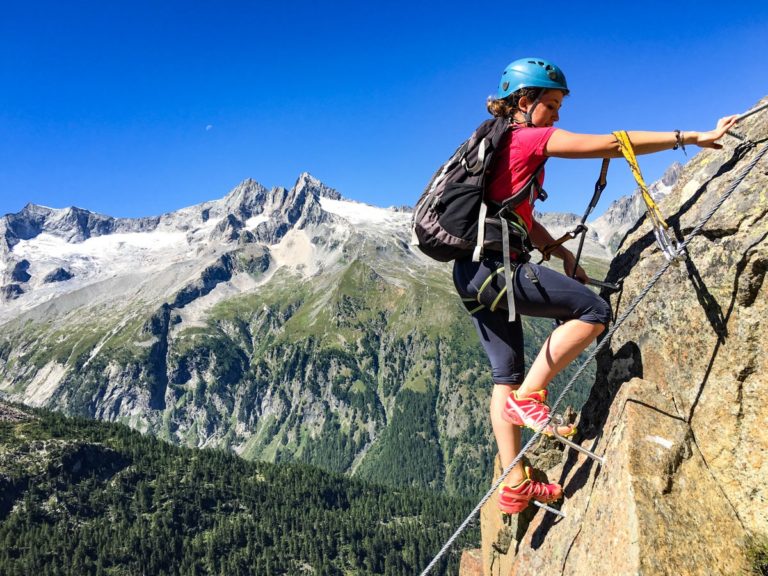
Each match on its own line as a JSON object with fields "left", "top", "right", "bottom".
{"left": 550, "top": 414, "right": 606, "bottom": 466}
{"left": 532, "top": 500, "right": 566, "bottom": 518}
{"left": 586, "top": 278, "right": 621, "bottom": 292}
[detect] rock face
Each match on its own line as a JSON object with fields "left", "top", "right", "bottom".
{"left": 470, "top": 98, "right": 768, "bottom": 575}
{"left": 42, "top": 267, "right": 74, "bottom": 283}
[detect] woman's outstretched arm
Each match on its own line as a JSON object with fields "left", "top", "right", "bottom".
{"left": 545, "top": 115, "right": 739, "bottom": 159}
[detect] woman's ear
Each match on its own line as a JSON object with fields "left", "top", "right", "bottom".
{"left": 517, "top": 96, "right": 530, "bottom": 113}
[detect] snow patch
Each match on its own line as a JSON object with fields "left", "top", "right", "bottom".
{"left": 2, "top": 224, "right": 237, "bottom": 324}
{"left": 245, "top": 215, "right": 269, "bottom": 229}
{"left": 16, "top": 230, "right": 186, "bottom": 259}
{"left": 320, "top": 198, "right": 410, "bottom": 228}
{"left": 12, "top": 231, "right": 190, "bottom": 287}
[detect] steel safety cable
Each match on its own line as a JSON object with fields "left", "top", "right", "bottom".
{"left": 419, "top": 139, "right": 768, "bottom": 576}
{"left": 551, "top": 142, "right": 768, "bottom": 414}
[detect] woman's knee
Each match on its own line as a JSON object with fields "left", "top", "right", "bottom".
{"left": 491, "top": 366, "right": 525, "bottom": 385}
{"left": 579, "top": 294, "right": 611, "bottom": 327}
{"left": 594, "top": 297, "right": 612, "bottom": 327}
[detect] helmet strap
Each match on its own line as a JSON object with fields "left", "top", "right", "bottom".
{"left": 514, "top": 89, "right": 544, "bottom": 127}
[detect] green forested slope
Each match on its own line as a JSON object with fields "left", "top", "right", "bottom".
{"left": 0, "top": 403, "right": 476, "bottom": 575}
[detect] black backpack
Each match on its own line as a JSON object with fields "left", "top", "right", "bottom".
{"left": 411, "top": 117, "right": 547, "bottom": 320}
{"left": 411, "top": 117, "right": 546, "bottom": 263}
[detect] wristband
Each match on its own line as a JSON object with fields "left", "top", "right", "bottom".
{"left": 673, "top": 130, "right": 687, "bottom": 155}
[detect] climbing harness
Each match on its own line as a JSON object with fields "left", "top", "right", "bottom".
{"left": 498, "top": 205, "right": 540, "bottom": 321}
{"left": 539, "top": 158, "right": 621, "bottom": 292}
{"left": 419, "top": 131, "right": 768, "bottom": 576}
{"left": 614, "top": 130, "right": 686, "bottom": 265}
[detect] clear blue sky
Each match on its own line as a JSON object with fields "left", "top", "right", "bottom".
{"left": 2, "top": 1, "right": 767, "bottom": 219}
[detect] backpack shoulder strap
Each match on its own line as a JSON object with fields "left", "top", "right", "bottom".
{"left": 471, "top": 118, "right": 510, "bottom": 261}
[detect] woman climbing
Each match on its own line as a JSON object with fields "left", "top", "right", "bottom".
{"left": 453, "top": 57, "right": 738, "bottom": 514}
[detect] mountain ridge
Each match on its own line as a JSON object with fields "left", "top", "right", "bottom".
{"left": 0, "top": 161, "right": 679, "bottom": 502}
{"left": 1, "top": 162, "right": 682, "bottom": 319}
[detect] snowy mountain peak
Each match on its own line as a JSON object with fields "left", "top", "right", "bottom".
{"left": 220, "top": 179, "right": 271, "bottom": 215}
{"left": 292, "top": 172, "right": 342, "bottom": 201}
{"left": 0, "top": 175, "right": 348, "bottom": 321}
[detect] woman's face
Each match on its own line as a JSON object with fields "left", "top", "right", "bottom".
{"left": 521, "top": 89, "right": 563, "bottom": 127}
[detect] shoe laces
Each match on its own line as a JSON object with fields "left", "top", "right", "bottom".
{"left": 504, "top": 466, "right": 559, "bottom": 500}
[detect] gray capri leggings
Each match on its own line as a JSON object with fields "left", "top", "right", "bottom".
{"left": 452, "top": 255, "right": 611, "bottom": 385}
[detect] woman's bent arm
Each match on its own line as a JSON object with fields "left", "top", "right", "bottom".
{"left": 529, "top": 220, "right": 588, "bottom": 282}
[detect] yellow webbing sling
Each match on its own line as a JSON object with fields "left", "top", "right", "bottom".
{"left": 613, "top": 130, "right": 684, "bottom": 263}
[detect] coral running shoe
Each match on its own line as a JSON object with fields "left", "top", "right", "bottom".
{"left": 498, "top": 466, "right": 563, "bottom": 515}
{"left": 503, "top": 389, "right": 576, "bottom": 437}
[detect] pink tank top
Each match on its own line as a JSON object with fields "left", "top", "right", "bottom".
{"left": 486, "top": 125, "right": 556, "bottom": 230}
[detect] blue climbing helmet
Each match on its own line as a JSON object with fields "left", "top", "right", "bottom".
{"left": 497, "top": 58, "right": 569, "bottom": 99}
